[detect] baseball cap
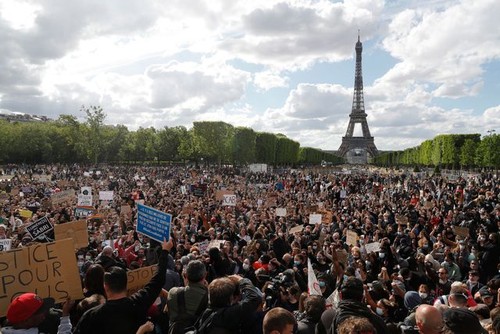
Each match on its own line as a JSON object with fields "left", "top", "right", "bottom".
{"left": 443, "top": 308, "right": 487, "bottom": 334}
{"left": 7, "top": 293, "right": 55, "bottom": 325}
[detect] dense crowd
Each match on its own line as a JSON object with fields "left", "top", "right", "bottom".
{"left": 0, "top": 164, "right": 499, "bottom": 334}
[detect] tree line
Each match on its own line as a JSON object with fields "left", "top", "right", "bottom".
{"left": 373, "top": 133, "right": 500, "bottom": 169}
{"left": 0, "top": 106, "right": 343, "bottom": 166}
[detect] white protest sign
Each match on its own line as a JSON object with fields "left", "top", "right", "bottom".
{"left": 309, "top": 214, "right": 322, "bottom": 225}
{"left": 81, "top": 187, "right": 92, "bottom": 196}
{"left": 276, "top": 208, "right": 287, "bottom": 217}
{"left": 340, "top": 189, "right": 347, "bottom": 199}
{"left": 222, "top": 194, "right": 236, "bottom": 206}
{"left": 78, "top": 194, "right": 93, "bottom": 206}
{"left": 0, "top": 239, "right": 11, "bottom": 251}
{"left": 99, "top": 191, "right": 114, "bottom": 201}
{"left": 364, "top": 242, "right": 381, "bottom": 253}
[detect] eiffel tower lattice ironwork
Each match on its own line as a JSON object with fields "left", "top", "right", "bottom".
{"left": 338, "top": 33, "right": 378, "bottom": 162}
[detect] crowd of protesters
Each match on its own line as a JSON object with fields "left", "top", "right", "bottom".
{"left": 0, "top": 163, "right": 499, "bottom": 334}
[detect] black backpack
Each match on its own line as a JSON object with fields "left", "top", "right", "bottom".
{"left": 169, "top": 289, "right": 208, "bottom": 334}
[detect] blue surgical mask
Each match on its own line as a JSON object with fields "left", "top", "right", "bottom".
{"left": 294, "top": 261, "right": 301, "bottom": 266}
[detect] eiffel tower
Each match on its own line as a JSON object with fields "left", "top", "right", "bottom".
{"left": 338, "top": 33, "right": 378, "bottom": 164}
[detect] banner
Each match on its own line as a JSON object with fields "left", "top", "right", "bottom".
{"left": 307, "top": 259, "right": 322, "bottom": 296}
{"left": 0, "top": 239, "right": 84, "bottom": 316}
{"left": 99, "top": 191, "right": 114, "bottom": 201}
{"left": 453, "top": 226, "right": 469, "bottom": 237}
{"left": 54, "top": 220, "right": 89, "bottom": 249}
{"left": 127, "top": 265, "right": 158, "bottom": 295}
{"left": 0, "top": 239, "right": 11, "bottom": 251}
{"left": 276, "top": 208, "right": 287, "bottom": 217}
{"left": 51, "top": 190, "right": 75, "bottom": 205}
{"left": 222, "top": 194, "right": 237, "bottom": 206}
{"left": 74, "top": 206, "right": 95, "bottom": 218}
{"left": 25, "top": 216, "right": 53, "bottom": 239}
{"left": 136, "top": 204, "right": 172, "bottom": 243}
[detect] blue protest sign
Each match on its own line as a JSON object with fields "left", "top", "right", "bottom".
{"left": 136, "top": 204, "right": 171, "bottom": 243}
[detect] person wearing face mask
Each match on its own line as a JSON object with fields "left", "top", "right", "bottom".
{"left": 418, "top": 284, "right": 434, "bottom": 305}
{"left": 239, "top": 257, "right": 258, "bottom": 285}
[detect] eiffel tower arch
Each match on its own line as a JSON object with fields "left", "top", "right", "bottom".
{"left": 338, "top": 34, "right": 378, "bottom": 164}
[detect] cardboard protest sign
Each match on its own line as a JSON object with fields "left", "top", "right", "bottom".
{"left": 453, "top": 226, "right": 469, "bottom": 238}
{"left": 51, "top": 190, "right": 75, "bottom": 205}
{"left": 25, "top": 216, "right": 53, "bottom": 239}
{"left": 309, "top": 214, "right": 322, "bottom": 225}
{"left": 322, "top": 211, "right": 333, "bottom": 224}
{"left": 364, "top": 242, "right": 381, "bottom": 254}
{"left": 0, "top": 239, "right": 84, "bottom": 316}
{"left": 222, "top": 194, "right": 237, "bottom": 206}
{"left": 276, "top": 208, "right": 287, "bottom": 217}
{"left": 136, "top": 204, "right": 172, "bottom": 243}
{"left": 289, "top": 225, "right": 303, "bottom": 234}
{"left": 215, "top": 190, "right": 233, "bottom": 201}
{"left": 346, "top": 230, "right": 358, "bottom": 246}
{"left": 54, "top": 220, "right": 89, "bottom": 249}
{"left": 99, "top": 191, "right": 114, "bottom": 201}
{"left": 126, "top": 265, "right": 158, "bottom": 295}
{"left": 0, "top": 239, "right": 11, "bottom": 251}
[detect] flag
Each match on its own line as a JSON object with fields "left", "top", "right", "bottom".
{"left": 308, "top": 258, "right": 322, "bottom": 296}
{"left": 325, "top": 289, "right": 340, "bottom": 309}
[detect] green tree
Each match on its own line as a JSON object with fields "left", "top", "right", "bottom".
{"left": 255, "top": 132, "right": 277, "bottom": 164}
{"left": 232, "top": 127, "right": 256, "bottom": 165}
{"left": 83, "top": 105, "right": 106, "bottom": 164}
{"left": 193, "top": 121, "right": 234, "bottom": 165}
{"left": 460, "top": 139, "right": 477, "bottom": 168}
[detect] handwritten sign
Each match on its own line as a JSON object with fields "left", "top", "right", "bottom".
{"left": 309, "top": 214, "right": 322, "bottom": 225}
{"left": 208, "top": 240, "right": 224, "bottom": 250}
{"left": 54, "top": 220, "right": 89, "bottom": 249}
{"left": 276, "top": 208, "right": 287, "bottom": 217}
{"left": 222, "top": 194, "right": 237, "bottom": 206}
{"left": 136, "top": 204, "right": 172, "bottom": 243}
{"left": 364, "top": 242, "right": 381, "bottom": 253}
{"left": 346, "top": 230, "right": 358, "bottom": 246}
{"left": 25, "top": 216, "right": 53, "bottom": 239}
{"left": 0, "top": 239, "right": 84, "bottom": 316}
{"left": 51, "top": 190, "right": 75, "bottom": 205}
{"left": 289, "top": 225, "right": 303, "bottom": 234}
{"left": 127, "top": 265, "right": 158, "bottom": 295}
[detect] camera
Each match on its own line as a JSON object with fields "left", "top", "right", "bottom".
{"left": 263, "top": 272, "right": 294, "bottom": 308}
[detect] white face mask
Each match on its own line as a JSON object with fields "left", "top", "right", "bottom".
{"left": 419, "top": 292, "right": 428, "bottom": 299}
{"left": 439, "top": 279, "right": 447, "bottom": 284}
{"left": 376, "top": 307, "right": 384, "bottom": 316}
{"left": 242, "top": 263, "right": 250, "bottom": 271}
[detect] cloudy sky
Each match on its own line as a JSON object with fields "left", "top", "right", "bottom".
{"left": 0, "top": 0, "right": 499, "bottom": 151}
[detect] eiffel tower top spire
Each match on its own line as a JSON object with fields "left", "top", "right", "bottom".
{"left": 352, "top": 30, "right": 365, "bottom": 115}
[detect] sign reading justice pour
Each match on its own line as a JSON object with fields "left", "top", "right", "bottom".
{"left": 136, "top": 204, "right": 171, "bottom": 243}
